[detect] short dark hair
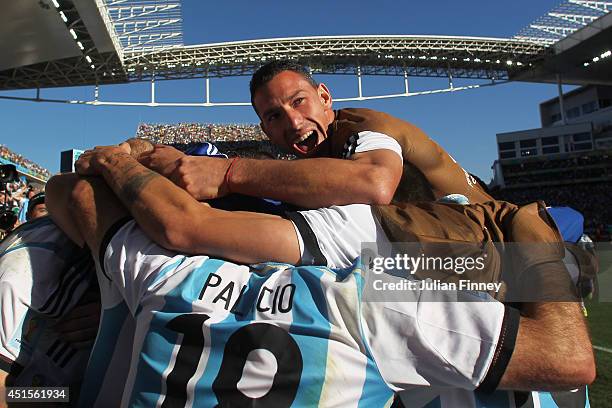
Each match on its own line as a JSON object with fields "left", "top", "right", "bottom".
{"left": 26, "top": 192, "right": 45, "bottom": 221}
{"left": 249, "top": 60, "right": 318, "bottom": 109}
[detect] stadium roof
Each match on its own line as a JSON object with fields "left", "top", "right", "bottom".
{"left": 0, "top": 0, "right": 183, "bottom": 90}
{"left": 123, "top": 35, "right": 549, "bottom": 81}
{"left": 512, "top": 4, "right": 612, "bottom": 85}
{"left": 0, "top": 0, "right": 610, "bottom": 92}
{"left": 0, "top": 0, "right": 126, "bottom": 89}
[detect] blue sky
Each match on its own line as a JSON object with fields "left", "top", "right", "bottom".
{"left": 0, "top": 0, "right": 567, "bottom": 181}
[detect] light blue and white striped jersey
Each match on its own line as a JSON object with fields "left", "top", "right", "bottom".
{"left": 0, "top": 217, "right": 93, "bottom": 387}
{"left": 91, "top": 220, "right": 510, "bottom": 407}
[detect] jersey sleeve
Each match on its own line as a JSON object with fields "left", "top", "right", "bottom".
{"left": 342, "top": 131, "right": 403, "bottom": 160}
{"left": 361, "top": 286, "right": 519, "bottom": 392}
{"left": 287, "top": 204, "right": 386, "bottom": 269}
{"left": 101, "top": 219, "right": 199, "bottom": 315}
{"left": 0, "top": 220, "right": 93, "bottom": 369}
{"left": 0, "top": 276, "right": 30, "bottom": 368}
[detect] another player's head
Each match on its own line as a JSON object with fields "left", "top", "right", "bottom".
{"left": 26, "top": 192, "right": 47, "bottom": 221}
{"left": 250, "top": 59, "right": 335, "bottom": 158}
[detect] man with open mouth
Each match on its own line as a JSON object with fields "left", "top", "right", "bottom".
{"left": 141, "top": 59, "right": 492, "bottom": 210}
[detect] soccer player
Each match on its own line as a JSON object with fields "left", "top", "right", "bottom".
{"left": 137, "top": 60, "right": 590, "bottom": 407}
{"left": 140, "top": 60, "right": 492, "bottom": 209}
{"left": 0, "top": 217, "right": 96, "bottom": 403}
{"left": 43, "top": 143, "right": 594, "bottom": 406}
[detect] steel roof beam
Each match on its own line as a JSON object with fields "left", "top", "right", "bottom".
{"left": 568, "top": 0, "right": 612, "bottom": 12}
{"left": 516, "top": 0, "right": 609, "bottom": 43}
{"left": 115, "top": 35, "right": 548, "bottom": 82}
{"left": 548, "top": 12, "right": 599, "bottom": 24}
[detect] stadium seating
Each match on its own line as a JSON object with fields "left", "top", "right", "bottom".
{"left": 0, "top": 145, "right": 51, "bottom": 180}
{"left": 493, "top": 182, "right": 611, "bottom": 240}
{"left": 136, "top": 123, "right": 295, "bottom": 159}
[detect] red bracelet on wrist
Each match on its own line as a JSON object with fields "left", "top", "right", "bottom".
{"left": 224, "top": 157, "right": 240, "bottom": 193}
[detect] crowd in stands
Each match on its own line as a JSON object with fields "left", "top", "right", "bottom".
{"left": 137, "top": 123, "right": 295, "bottom": 160}
{"left": 497, "top": 151, "right": 611, "bottom": 239}
{"left": 0, "top": 145, "right": 49, "bottom": 235}
{"left": 504, "top": 169, "right": 610, "bottom": 186}
{"left": 492, "top": 182, "right": 612, "bottom": 240}
{"left": 0, "top": 145, "right": 51, "bottom": 180}
{"left": 501, "top": 152, "right": 611, "bottom": 175}
{"left": 137, "top": 123, "right": 268, "bottom": 145}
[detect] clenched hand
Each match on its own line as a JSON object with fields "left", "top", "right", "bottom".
{"left": 141, "top": 146, "right": 231, "bottom": 200}
{"left": 75, "top": 143, "right": 132, "bottom": 176}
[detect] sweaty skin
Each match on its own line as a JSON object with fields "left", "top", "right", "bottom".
{"left": 142, "top": 70, "right": 403, "bottom": 208}
{"left": 141, "top": 70, "right": 490, "bottom": 209}
{"left": 54, "top": 144, "right": 301, "bottom": 265}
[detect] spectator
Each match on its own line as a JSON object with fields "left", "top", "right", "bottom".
{"left": 26, "top": 192, "right": 47, "bottom": 221}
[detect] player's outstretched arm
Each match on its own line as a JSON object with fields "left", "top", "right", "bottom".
{"left": 498, "top": 301, "right": 595, "bottom": 391}
{"left": 231, "top": 150, "right": 401, "bottom": 208}
{"left": 50, "top": 145, "right": 301, "bottom": 265}
{"left": 144, "top": 148, "right": 402, "bottom": 208}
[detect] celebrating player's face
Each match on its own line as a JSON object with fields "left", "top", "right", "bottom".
{"left": 253, "top": 70, "right": 334, "bottom": 157}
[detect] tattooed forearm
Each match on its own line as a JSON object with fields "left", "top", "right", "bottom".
{"left": 118, "top": 169, "right": 158, "bottom": 206}
{"left": 101, "top": 153, "right": 161, "bottom": 208}
{"left": 110, "top": 157, "right": 141, "bottom": 176}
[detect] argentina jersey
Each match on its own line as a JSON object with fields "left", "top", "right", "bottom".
{"left": 99, "top": 219, "right": 512, "bottom": 407}
{"left": 80, "top": 141, "right": 236, "bottom": 408}
{"left": 101, "top": 220, "right": 394, "bottom": 407}
{"left": 0, "top": 217, "right": 94, "bottom": 387}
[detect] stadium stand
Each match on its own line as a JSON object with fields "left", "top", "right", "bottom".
{"left": 136, "top": 123, "right": 296, "bottom": 159}
{"left": 491, "top": 149, "right": 611, "bottom": 240}
{"left": 492, "top": 181, "right": 611, "bottom": 240}
{"left": 137, "top": 123, "right": 267, "bottom": 143}
{"left": 498, "top": 150, "right": 611, "bottom": 187}
{"left": 0, "top": 145, "right": 51, "bottom": 180}
{"left": 491, "top": 85, "right": 612, "bottom": 241}
{"left": 0, "top": 180, "right": 45, "bottom": 235}
{"left": 492, "top": 151, "right": 612, "bottom": 239}
{"left": 0, "top": 145, "right": 49, "bottom": 234}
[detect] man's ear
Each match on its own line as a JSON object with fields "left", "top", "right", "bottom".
{"left": 318, "top": 83, "right": 333, "bottom": 109}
